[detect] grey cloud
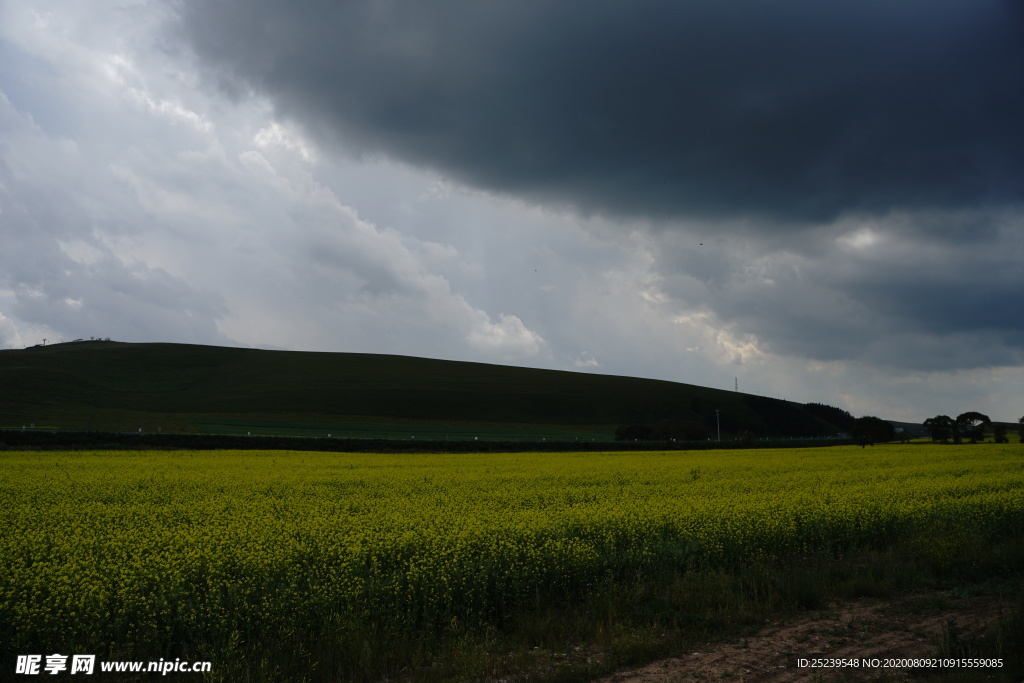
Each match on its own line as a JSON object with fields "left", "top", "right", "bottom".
{"left": 168, "top": 0, "right": 1024, "bottom": 377}
{"left": 302, "top": 217, "right": 419, "bottom": 299}
{"left": 0, "top": 89, "right": 230, "bottom": 347}
{"left": 652, "top": 214, "right": 1024, "bottom": 371}
{"left": 0, "top": 194, "right": 230, "bottom": 346}
{"left": 172, "top": 0, "right": 1024, "bottom": 225}
{"left": 9, "top": 256, "right": 229, "bottom": 344}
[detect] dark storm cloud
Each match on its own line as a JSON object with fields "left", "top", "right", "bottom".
{"left": 651, "top": 218, "right": 1024, "bottom": 371}
{"left": 173, "top": 0, "right": 1024, "bottom": 224}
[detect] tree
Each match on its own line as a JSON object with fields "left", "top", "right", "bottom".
{"left": 955, "top": 412, "right": 991, "bottom": 444}
{"left": 923, "top": 415, "right": 954, "bottom": 444}
{"left": 851, "top": 416, "right": 896, "bottom": 447}
{"left": 993, "top": 424, "right": 1008, "bottom": 444}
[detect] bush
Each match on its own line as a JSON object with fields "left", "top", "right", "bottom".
{"left": 851, "top": 416, "right": 896, "bottom": 447}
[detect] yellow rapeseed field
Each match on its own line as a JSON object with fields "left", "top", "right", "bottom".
{"left": 1, "top": 445, "right": 1022, "bottom": 672}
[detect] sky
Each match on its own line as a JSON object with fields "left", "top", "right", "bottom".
{"left": 1, "top": 0, "right": 1022, "bottom": 423}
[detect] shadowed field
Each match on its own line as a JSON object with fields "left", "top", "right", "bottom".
{"left": 1, "top": 341, "right": 843, "bottom": 440}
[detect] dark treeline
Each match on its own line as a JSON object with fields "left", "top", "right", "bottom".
{"left": 923, "top": 412, "right": 1022, "bottom": 444}
{"left": 616, "top": 400, "right": 853, "bottom": 442}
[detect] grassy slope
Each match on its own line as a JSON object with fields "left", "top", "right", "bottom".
{"left": 0, "top": 341, "right": 840, "bottom": 438}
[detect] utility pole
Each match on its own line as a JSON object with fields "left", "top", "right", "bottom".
{"left": 716, "top": 409, "right": 721, "bottom": 442}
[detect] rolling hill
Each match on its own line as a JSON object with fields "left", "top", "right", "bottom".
{"left": 1, "top": 341, "right": 847, "bottom": 440}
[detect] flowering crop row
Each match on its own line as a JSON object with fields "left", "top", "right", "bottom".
{"left": 1, "top": 445, "right": 1022, "bottom": 663}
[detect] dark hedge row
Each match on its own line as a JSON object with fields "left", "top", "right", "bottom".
{"left": 0, "top": 429, "right": 853, "bottom": 453}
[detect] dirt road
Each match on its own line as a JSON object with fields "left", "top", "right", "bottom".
{"left": 593, "top": 592, "right": 1013, "bottom": 681}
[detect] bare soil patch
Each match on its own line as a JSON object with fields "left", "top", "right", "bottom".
{"left": 592, "top": 591, "right": 1012, "bottom": 681}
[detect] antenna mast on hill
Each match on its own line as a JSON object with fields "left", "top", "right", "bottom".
{"left": 735, "top": 377, "right": 738, "bottom": 392}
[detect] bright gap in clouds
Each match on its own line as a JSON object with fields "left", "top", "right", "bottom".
{"left": 0, "top": 0, "right": 1022, "bottom": 423}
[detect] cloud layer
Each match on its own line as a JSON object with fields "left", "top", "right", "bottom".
{"left": 2, "top": 0, "right": 1022, "bottom": 423}
{"left": 173, "top": 0, "right": 1024, "bottom": 223}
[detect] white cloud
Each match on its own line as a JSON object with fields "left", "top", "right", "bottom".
{"left": 838, "top": 226, "right": 881, "bottom": 251}
{"left": 0, "top": 311, "right": 25, "bottom": 348}
{"left": 56, "top": 240, "right": 103, "bottom": 265}
{"left": 573, "top": 351, "right": 599, "bottom": 368}
{"left": 254, "top": 122, "right": 316, "bottom": 162}
{"left": 466, "top": 313, "right": 544, "bottom": 360}
{"left": 126, "top": 87, "right": 212, "bottom": 132}
{"left": 238, "top": 149, "right": 276, "bottom": 175}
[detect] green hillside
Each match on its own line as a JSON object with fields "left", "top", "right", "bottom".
{"left": 1, "top": 341, "right": 844, "bottom": 440}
